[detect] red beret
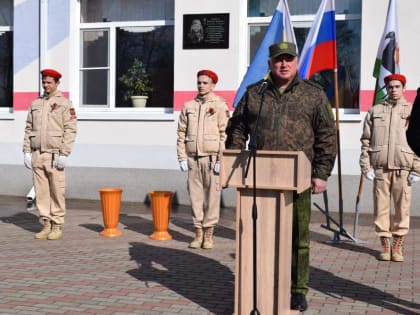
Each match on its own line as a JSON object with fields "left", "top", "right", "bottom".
{"left": 197, "top": 69, "right": 218, "bottom": 84}
{"left": 384, "top": 73, "right": 406, "bottom": 86}
{"left": 40, "top": 68, "right": 62, "bottom": 79}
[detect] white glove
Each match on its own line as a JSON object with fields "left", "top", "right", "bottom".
{"left": 364, "top": 169, "right": 375, "bottom": 181}
{"left": 24, "top": 153, "right": 32, "bottom": 169}
{"left": 179, "top": 160, "right": 188, "bottom": 172}
{"left": 408, "top": 173, "right": 420, "bottom": 185}
{"left": 26, "top": 186, "right": 36, "bottom": 202}
{"left": 55, "top": 155, "right": 67, "bottom": 170}
{"left": 213, "top": 162, "right": 220, "bottom": 174}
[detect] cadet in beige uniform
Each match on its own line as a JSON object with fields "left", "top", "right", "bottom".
{"left": 360, "top": 73, "right": 420, "bottom": 262}
{"left": 177, "top": 69, "right": 229, "bottom": 249}
{"left": 23, "top": 69, "right": 77, "bottom": 240}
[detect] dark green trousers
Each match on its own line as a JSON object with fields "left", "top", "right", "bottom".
{"left": 291, "top": 189, "right": 311, "bottom": 295}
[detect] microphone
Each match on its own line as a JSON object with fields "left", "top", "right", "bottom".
{"left": 257, "top": 81, "right": 268, "bottom": 95}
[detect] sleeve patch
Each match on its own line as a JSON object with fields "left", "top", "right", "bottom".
{"left": 70, "top": 108, "right": 77, "bottom": 119}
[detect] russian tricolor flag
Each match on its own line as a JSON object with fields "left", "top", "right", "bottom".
{"left": 298, "top": 0, "right": 337, "bottom": 79}
{"left": 233, "top": 0, "right": 296, "bottom": 107}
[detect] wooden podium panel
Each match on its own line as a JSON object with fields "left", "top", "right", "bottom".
{"left": 220, "top": 150, "right": 311, "bottom": 315}
{"left": 220, "top": 150, "right": 311, "bottom": 193}
{"left": 235, "top": 189, "right": 295, "bottom": 315}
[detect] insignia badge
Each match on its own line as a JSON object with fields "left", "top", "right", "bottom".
{"left": 279, "top": 43, "right": 288, "bottom": 49}
{"left": 70, "top": 108, "right": 77, "bottom": 119}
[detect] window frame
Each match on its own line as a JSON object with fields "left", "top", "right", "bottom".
{"left": 0, "top": 24, "right": 13, "bottom": 119}
{"left": 70, "top": 1, "right": 175, "bottom": 121}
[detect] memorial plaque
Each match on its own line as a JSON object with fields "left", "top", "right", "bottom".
{"left": 183, "top": 13, "right": 229, "bottom": 49}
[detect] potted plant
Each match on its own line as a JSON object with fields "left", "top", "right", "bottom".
{"left": 118, "top": 58, "right": 153, "bottom": 107}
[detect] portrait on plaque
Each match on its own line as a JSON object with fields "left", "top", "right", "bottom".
{"left": 183, "top": 13, "right": 229, "bottom": 49}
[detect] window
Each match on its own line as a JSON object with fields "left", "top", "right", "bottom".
{"left": 79, "top": 0, "right": 174, "bottom": 109}
{"left": 80, "top": 29, "right": 109, "bottom": 106}
{"left": 248, "top": 0, "right": 362, "bottom": 111}
{"left": 0, "top": 0, "right": 13, "bottom": 108}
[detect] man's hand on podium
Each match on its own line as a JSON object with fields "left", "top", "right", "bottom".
{"left": 311, "top": 178, "right": 327, "bottom": 194}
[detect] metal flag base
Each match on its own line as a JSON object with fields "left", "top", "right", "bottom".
{"left": 314, "top": 191, "right": 367, "bottom": 244}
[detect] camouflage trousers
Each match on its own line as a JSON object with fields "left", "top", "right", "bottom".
{"left": 291, "top": 189, "right": 311, "bottom": 295}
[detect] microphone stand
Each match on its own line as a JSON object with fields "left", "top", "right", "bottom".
{"left": 244, "top": 81, "right": 267, "bottom": 315}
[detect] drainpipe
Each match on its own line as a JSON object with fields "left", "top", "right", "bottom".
{"left": 39, "top": 0, "right": 48, "bottom": 95}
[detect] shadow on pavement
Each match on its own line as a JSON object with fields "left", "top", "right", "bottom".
{"left": 127, "top": 242, "right": 234, "bottom": 314}
{"left": 0, "top": 211, "right": 40, "bottom": 233}
{"left": 310, "top": 266, "right": 420, "bottom": 315}
{"left": 79, "top": 223, "right": 103, "bottom": 232}
{"left": 310, "top": 230, "right": 379, "bottom": 258}
{"left": 118, "top": 213, "right": 192, "bottom": 243}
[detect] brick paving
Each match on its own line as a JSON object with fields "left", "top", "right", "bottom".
{"left": 0, "top": 196, "right": 419, "bottom": 315}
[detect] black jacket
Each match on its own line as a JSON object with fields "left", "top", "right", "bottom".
{"left": 407, "top": 88, "right": 420, "bottom": 156}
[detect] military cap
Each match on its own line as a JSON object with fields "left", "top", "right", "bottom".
{"left": 40, "top": 68, "right": 62, "bottom": 79}
{"left": 197, "top": 69, "right": 218, "bottom": 84}
{"left": 269, "top": 42, "right": 297, "bottom": 59}
{"left": 384, "top": 73, "right": 406, "bottom": 86}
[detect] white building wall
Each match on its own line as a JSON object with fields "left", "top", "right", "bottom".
{"left": 360, "top": 0, "right": 420, "bottom": 93}
{"left": 2, "top": 0, "right": 420, "bottom": 215}
{"left": 174, "top": 0, "right": 243, "bottom": 92}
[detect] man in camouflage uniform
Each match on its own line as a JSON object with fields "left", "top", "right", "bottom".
{"left": 23, "top": 69, "right": 77, "bottom": 240}
{"left": 177, "top": 69, "right": 229, "bottom": 249}
{"left": 225, "top": 42, "right": 337, "bottom": 311}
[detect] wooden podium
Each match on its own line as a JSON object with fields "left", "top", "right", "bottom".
{"left": 220, "top": 149, "right": 311, "bottom": 315}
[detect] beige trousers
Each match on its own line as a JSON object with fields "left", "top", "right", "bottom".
{"left": 32, "top": 151, "right": 66, "bottom": 225}
{"left": 187, "top": 155, "right": 221, "bottom": 228}
{"left": 373, "top": 169, "right": 411, "bottom": 237}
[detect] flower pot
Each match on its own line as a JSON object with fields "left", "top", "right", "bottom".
{"left": 99, "top": 188, "right": 123, "bottom": 237}
{"left": 131, "top": 95, "right": 148, "bottom": 107}
{"left": 149, "top": 190, "right": 174, "bottom": 240}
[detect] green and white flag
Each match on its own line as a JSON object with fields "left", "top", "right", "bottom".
{"left": 373, "top": 0, "right": 399, "bottom": 105}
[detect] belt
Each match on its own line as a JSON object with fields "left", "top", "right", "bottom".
{"left": 192, "top": 155, "right": 215, "bottom": 161}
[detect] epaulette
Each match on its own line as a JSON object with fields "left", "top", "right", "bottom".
{"left": 246, "top": 79, "right": 265, "bottom": 91}
{"left": 303, "top": 79, "right": 324, "bottom": 90}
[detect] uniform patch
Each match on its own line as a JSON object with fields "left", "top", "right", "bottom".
{"left": 226, "top": 110, "right": 230, "bottom": 118}
{"left": 70, "top": 108, "right": 77, "bottom": 119}
{"left": 326, "top": 103, "right": 334, "bottom": 121}
{"left": 51, "top": 103, "right": 58, "bottom": 111}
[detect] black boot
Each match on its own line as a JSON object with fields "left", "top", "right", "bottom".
{"left": 291, "top": 293, "right": 308, "bottom": 311}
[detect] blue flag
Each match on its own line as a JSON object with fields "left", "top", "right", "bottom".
{"left": 233, "top": 0, "right": 296, "bottom": 107}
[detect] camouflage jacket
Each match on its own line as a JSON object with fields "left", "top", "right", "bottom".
{"left": 225, "top": 75, "right": 337, "bottom": 180}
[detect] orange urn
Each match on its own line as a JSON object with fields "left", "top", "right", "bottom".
{"left": 149, "top": 191, "right": 174, "bottom": 240}
{"left": 99, "top": 188, "right": 123, "bottom": 237}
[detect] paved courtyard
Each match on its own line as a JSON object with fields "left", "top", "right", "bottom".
{"left": 0, "top": 196, "right": 419, "bottom": 314}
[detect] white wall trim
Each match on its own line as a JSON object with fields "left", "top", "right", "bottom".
{"left": 76, "top": 107, "right": 175, "bottom": 121}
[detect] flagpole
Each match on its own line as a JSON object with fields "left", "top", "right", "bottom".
{"left": 332, "top": 69, "right": 344, "bottom": 232}
{"left": 352, "top": 76, "right": 380, "bottom": 241}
